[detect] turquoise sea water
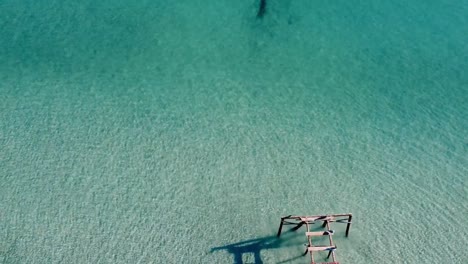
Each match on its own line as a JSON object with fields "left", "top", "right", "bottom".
{"left": 1, "top": 1, "right": 467, "bottom": 263}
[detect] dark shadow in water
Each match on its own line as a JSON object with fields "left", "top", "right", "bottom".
{"left": 257, "top": 0, "right": 267, "bottom": 18}
{"left": 211, "top": 230, "right": 304, "bottom": 264}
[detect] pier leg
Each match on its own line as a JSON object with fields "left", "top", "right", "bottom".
{"left": 277, "top": 219, "right": 284, "bottom": 237}
{"left": 322, "top": 221, "right": 327, "bottom": 228}
{"left": 345, "top": 214, "right": 352, "bottom": 237}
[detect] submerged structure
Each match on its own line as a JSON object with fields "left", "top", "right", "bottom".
{"left": 277, "top": 213, "right": 353, "bottom": 264}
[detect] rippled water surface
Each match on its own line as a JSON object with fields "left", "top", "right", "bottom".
{"left": 1, "top": 1, "right": 467, "bottom": 263}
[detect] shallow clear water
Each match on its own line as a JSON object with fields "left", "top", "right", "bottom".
{"left": 1, "top": 1, "right": 467, "bottom": 263}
